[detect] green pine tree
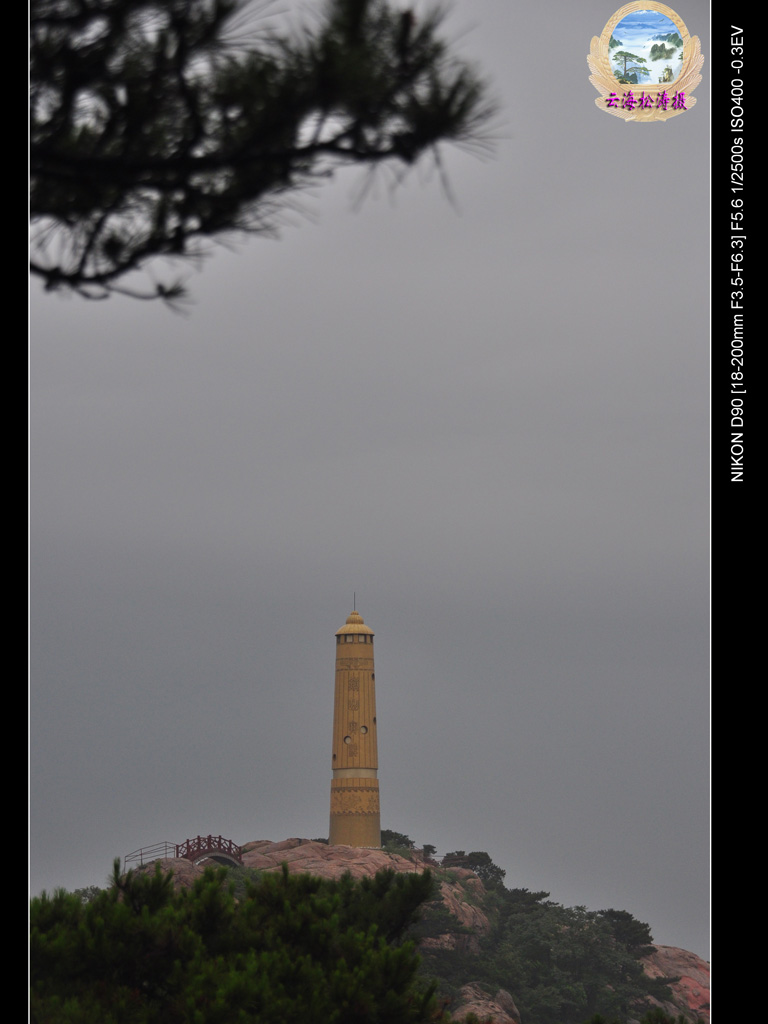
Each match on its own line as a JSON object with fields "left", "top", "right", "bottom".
{"left": 31, "top": 859, "right": 447, "bottom": 1024}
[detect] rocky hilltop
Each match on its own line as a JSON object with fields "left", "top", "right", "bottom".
{"left": 146, "top": 838, "right": 709, "bottom": 1024}
{"left": 641, "top": 945, "right": 710, "bottom": 1024}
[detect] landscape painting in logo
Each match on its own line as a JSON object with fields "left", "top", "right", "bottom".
{"left": 609, "top": 9, "right": 683, "bottom": 87}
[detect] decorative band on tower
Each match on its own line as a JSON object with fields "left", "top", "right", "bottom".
{"left": 329, "top": 610, "right": 381, "bottom": 848}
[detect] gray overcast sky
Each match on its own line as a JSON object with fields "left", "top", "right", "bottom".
{"left": 30, "top": 0, "right": 711, "bottom": 962}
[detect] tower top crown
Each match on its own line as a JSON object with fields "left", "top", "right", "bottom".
{"left": 336, "top": 610, "right": 374, "bottom": 635}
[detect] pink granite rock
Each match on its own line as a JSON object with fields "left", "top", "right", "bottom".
{"left": 451, "top": 983, "right": 521, "bottom": 1024}
{"left": 641, "top": 944, "right": 710, "bottom": 1023}
{"left": 240, "top": 839, "right": 424, "bottom": 879}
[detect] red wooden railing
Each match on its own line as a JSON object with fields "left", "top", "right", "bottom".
{"left": 124, "top": 835, "right": 243, "bottom": 871}
{"left": 176, "top": 835, "right": 243, "bottom": 863}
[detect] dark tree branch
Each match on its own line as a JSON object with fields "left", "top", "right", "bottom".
{"left": 30, "top": 0, "right": 496, "bottom": 302}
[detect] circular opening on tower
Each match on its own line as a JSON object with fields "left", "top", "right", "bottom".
{"left": 360, "top": 725, "right": 368, "bottom": 734}
{"left": 344, "top": 735, "right": 352, "bottom": 744}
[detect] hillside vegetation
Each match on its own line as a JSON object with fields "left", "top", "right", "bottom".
{"left": 379, "top": 837, "right": 689, "bottom": 1024}
{"left": 31, "top": 833, "right": 706, "bottom": 1024}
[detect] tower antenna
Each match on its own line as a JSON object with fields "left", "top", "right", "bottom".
{"left": 354, "top": 591, "right": 356, "bottom": 611}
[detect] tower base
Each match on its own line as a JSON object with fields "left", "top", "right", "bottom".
{"left": 329, "top": 778, "right": 381, "bottom": 847}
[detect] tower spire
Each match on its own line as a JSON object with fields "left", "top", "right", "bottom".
{"left": 329, "top": 609, "right": 380, "bottom": 847}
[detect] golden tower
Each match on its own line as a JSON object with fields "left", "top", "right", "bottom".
{"left": 329, "top": 609, "right": 381, "bottom": 847}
